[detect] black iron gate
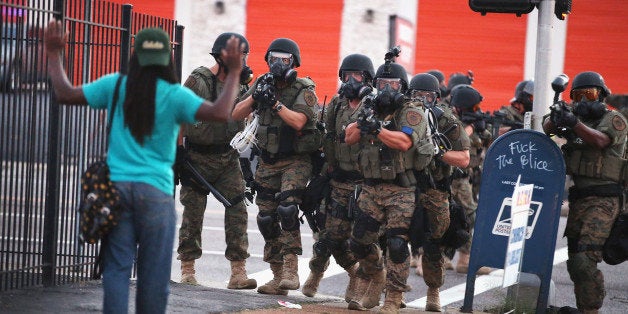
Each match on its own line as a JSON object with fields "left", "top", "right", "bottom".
{"left": 0, "top": 0, "right": 184, "bottom": 291}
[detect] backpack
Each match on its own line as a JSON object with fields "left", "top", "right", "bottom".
{"left": 602, "top": 212, "right": 627, "bottom": 265}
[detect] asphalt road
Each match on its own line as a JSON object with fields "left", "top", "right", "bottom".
{"left": 170, "top": 188, "right": 628, "bottom": 313}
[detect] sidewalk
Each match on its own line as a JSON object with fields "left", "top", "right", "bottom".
{"left": 0, "top": 279, "right": 488, "bottom": 313}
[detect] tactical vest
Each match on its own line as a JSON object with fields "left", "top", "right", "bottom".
{"left": 563, "top": 111, "right": 628, "bottom": 184}
{"left": 183, "top": 66, "right": 246, "bottom": 146}
{"left": 324, "top": 96, "right": 362, "bottom": 172}
{"left": 429, "top": 104, "right": 460, "bottom": 181}
{"left": 500, "top": 105, "right": 524, "bottom": 124}
{"left": 359, "top": 102, "right": 433, "bottom": 184}
{"left": 255, "top": 77, "right": 322, "bottom": 157}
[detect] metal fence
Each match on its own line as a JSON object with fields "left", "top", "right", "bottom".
{"left": 0, "top": 0, "right": 184, "bottom": 291}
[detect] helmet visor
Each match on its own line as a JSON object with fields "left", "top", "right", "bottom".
{"left": 376, "top": 78, "right": 402, "bottom": 92}
{"left": 341, "top": 71, "right": 365, "bottom": 83}
{"left": 571, "top": 87, "right": 599, "bottom": 102}
{"left": 268, "top": 51, "right": 293, "bottom": 66}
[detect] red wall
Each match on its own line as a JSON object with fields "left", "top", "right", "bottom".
{"left": 415, "top": 1, "right": 528, "bottom": 112}
{"left": 563, "top": 2, "right": 628, "bottom": 98}
{"left": 109, "top": 0, "right": 174, "bottom": 19}
{"left": 246, "top": 0, "right": 343, "bottom": 103}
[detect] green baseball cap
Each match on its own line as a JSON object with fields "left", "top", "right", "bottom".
{"left": 134, "top": 28, "right": 171, "bottom": 66}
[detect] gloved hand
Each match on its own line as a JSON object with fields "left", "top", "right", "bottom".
{"left": 174, "top": 145, "right": 187, "bottom": 186}
{"left": 252, "top": 82, "right": 276, "bottom": 109}
{"left": 358, "top": 116, "right": 383, "bottom": 135}
{"left": 551, "top": 104, "right": 578, "bottom": 128}
{"left": 244, "top": 182, "right": 256, "bottom": 205}
{"left": 472, "top": 119, "right": 486, "bottom": 133}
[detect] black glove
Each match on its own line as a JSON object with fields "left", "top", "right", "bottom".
{"left": 358, "top": 117, "right": 383, "bottom": 135}
{"left": 174, "top": 145, "right": 187, "bottom": 186}
{"left": 473, "top": 119, "right": 486, "bottom": 133}
{"left": 551, "top": 105, "right": 578, "bottom": 128}
{"left": 252, "top": 82, "right": 276, "bottom": 109}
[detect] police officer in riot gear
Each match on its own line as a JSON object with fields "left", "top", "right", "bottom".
{"left": 443, "top": 71, "right": 474, "bottom": 106}
{"left": 407, "top": 73, "right": 471, "bottom": 311}
{"left": 176, "top": 32, "right": 256, "bottom": 289}
{"left": 232, "top": 38, "right": 321, "bottom": 295}
{"left": 448, "top": 84, "right": 493, "bottom": 275}
{"left": 426, "top": 69, "right": 448, "bottom": 98}
{"left": 301, "top": 53, "right": 374, "bottom": 303}
{"left": 344, "top": 61, "right": 434, "bottom": 312}
{"left": 497, "top": 80, "right": 534, "bottom": 136}
{"left": 543, "top": 71, "right": 625, "bottom": 313}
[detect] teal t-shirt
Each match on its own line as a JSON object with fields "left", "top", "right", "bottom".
{"left": 83, "top": 73, "right": 204, "bottom": 195}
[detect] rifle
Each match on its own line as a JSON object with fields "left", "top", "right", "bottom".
{"left": 460, "top": 111, "right": 523, "bottom": 138}
{"left": 175, "top": 146, "right": 232, "bottom": 207}
{"left": 316, "top": 95, "right": 328, "bottom": 132}
{"left": 548, "top": 74, "right": 575, "bottom": 139}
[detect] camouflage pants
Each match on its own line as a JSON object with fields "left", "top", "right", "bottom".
{"left": 419, "top": 188, "right": 450, "bottom": 288}
{"left": 451, "top": 177, "right": 478, "bottom": 253}
{"left": 255, "top": 154, "right": 312, "bottom": 263}
{"left": 177, "top": 150, "right": 250, "bottom": 262}
{"left": 355, "top": 183, "right": 415, "bottom": 292}
{"left": 565, "top": 195, "right": 620, "bottom": 311}
{"left": 309, "top": 179, "right": 358, "bottom": 273}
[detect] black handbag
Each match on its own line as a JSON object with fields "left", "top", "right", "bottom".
{"left": 78, "top": 76, "right": 123, "bottom": 245}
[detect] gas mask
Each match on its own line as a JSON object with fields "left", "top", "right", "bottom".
{"left": 573, "top": 100, "right": 607, "bottom": 121}
{"left": 374, "top": 84, "right": 405, "bottom": 115}
{"left": 339, "top": 76, "right": 372, "bottom": 100}
{"left": 268, "top": 51, "right": 297, "bottom": 83}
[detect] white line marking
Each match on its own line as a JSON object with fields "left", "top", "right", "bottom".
{"left": 405, "top": 246, "right": 569, "bottom": 309}
{"left": 246, "top": 256, "right": 347, "bottom": 287}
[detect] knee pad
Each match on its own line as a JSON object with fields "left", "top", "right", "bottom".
{"left": 256, "top": 212, "right": 280, "bottom": 240}
{"left": 277, "top": 203, "right": 300, "bottom": 231}
{"left": 387, "top": 236, "right": 409, "bottom": 264}
{"left": 349, "top": 238, "right": 372, "bottom": 259}
{"left": 424, "top": 238, "right": 442, "bottom": 263}
{"left": 352, "top": 211, "right": 380, "bottom": 239}
{"left": 313, "top": 239, "right": 333, "bottom": 258}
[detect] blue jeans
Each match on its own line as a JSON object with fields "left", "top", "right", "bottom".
{"left": 102, "top": 182, "right": 175, "bottom": 314}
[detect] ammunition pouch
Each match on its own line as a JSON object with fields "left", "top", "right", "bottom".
{"left": 331, "top": 169, "right": 363, "bottom": 183}
{"left": 564, "top": 148, "right": 627, "bottom": 183}
{"left": 363, "top": 170, "right": 416, "bottom": 188}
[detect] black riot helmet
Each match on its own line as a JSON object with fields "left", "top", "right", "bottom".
{"left": 427, "top": 69, "right": 445, "bottom": 84}
{"left": 450, "top": 84, "right": 483, "bottom": 112}
{"left": 338, "top": 54, "right": 374, "bottom": 100}
{"left": 211, "top": 32, "right": 250, "bottom": 55}
{"left": 513, "top": 80, "right": 534, "bottom": 111}
{"left": 264, "top": 38, "right": 301, "bottom": 67}
{"left": 447, "top": 71, "right": 474, "bottom": 94}
{"left": 409, "top": 73, "right": 441, "bottom": 98}
{"left": 338, "top": 53, "right": 375, "bottom": 82}
{"left": 570, "top": 71, "right": 610, "bottom": 101}
{"left": 374, "top": 63, "right": 408, "bottom": 92}
{"left": 211, "top": 32, "right": 252, "bottom": 84}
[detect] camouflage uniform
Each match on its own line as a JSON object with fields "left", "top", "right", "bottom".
{"left": 420, "top": 103, "right": 470, "bottom": 287}
{"left": 450, "top": 122, "right": 487, "bottom": 254}
{"left": 556, "top": 110, "right": 627, "bottom": 311}
{"left": 177, "top": 67, "right": 250, "bottom": 262}
{"left": 244, "top": 75, "right": 320, "bottom": 263}
{"left": 498, "top": 105, "right": 524, "bottom": 125}
{"left": 352, "top": 101, "right": 430, "bottom": 293}
{"left": 309, "top": 95, "right": 361, "bottom": 274}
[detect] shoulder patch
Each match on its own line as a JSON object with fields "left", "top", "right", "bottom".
{"left": 406, "top": 110, "right": 422, "bottom": 126}
{"left": 612, "top": 115, "right": 626, "bottom": 131}
{"left": 183, "top": 76, "right": 197, "bottom": 89}
{"left": 304, "top": 89, "right": 317, "bottom": 107}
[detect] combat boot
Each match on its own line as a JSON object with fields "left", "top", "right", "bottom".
{"left": 456, "top": 252, "right": 491, "bottom": 275}
{"left": 415, "top": 254, "right": 423, "bottom": 276}
{"left": 301, "top": 270, "right": 323, "bottom": 297}
{"left": 347, "top": 273, "right": 370, "bottom": 311}
{"left": 425, "top": 287, "right": 441, "bottom": 312}
{"left": 180, "top": 260, "right": 198, "bottom": 285}
{"left": 257, "top": 263, "right": 288, "bottom": 295}
{"left": 278, "top": 254, "right": 300, "bottom": 290}
{"left": 360, "top": 267, "right": 386, "bottom": 309}
{"left": 344, "top": 263, "right": 359, "bottom": 303}
{"left": 227, "top": 260, "right": 257, "bottom": 289}
{"left": 378, "top": 290, "right": 403, "bottom": 314}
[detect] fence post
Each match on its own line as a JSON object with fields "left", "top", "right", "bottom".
{"left": 42, "top": 0, "right": 66, "bottom": 287}
{"left": 120, "top": 4, "right": 132, "bottom": 73}
{"left": 174, "top": 24, "right": 184, "bottom": 83}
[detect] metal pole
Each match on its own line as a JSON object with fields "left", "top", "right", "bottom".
{"left": 174, "top": 24, "right": 184, "bottom": 83}
{"left": 120, "top": 4, "right": 132, "bottom": 73}
{"left": 531, "top": 0, "right": 555, "bottom": 131}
